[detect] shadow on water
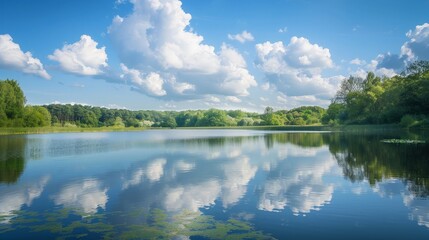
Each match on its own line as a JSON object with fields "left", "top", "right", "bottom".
{"left": 0, "top": 136, "right": 27, "bottom": 184}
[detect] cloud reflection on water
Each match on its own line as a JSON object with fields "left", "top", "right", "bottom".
{"left": 0, "top": 176, "right": 49, "bottom": 223}
{"left": 52, "top": 179, "right": 108, "bottom": 215}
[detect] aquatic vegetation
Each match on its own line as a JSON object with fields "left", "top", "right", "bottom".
{"left": 0, "top": 208, "right": 274, "bottom": 240}
{"left": 381, "top": 139, "right": 426, "bottom": 144}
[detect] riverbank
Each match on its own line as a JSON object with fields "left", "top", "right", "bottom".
{"left": 0, "top": 124, "right": 408, "bottom": 136}
{"left": 0, "top": 126, "right": 149, "bottom": 135}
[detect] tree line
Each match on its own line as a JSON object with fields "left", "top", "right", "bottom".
{"left": 322, "top": 61, "right": 429, "bottom": 127}
{"left": 43, "top": 104, "right": 326, "bottom": 128}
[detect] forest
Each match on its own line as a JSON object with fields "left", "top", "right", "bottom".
{"left": 0, "top": 61, "right": 428, "bottom": 129}
{"left": 322, "top": 61, "right": 429, "bottom": 128}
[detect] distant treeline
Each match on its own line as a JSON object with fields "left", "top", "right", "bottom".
{"left": 0, "top": 79, "right": 326, "bottom": 128}
{"left": 1, "top": 60, "right": 428, "bottom": 128}
{"left": 322, "top": 60, "right": 429, "bottom": 128}
{"left": 42, "top": 104, "right": 326, "bottom": 128}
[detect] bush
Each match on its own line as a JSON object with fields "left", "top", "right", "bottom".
{"left": 400, "top": 115, "right": 417, "bottom": 128}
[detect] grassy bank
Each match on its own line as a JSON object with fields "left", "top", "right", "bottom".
{"left": 0, "top": 126, "right": 148, "bottom": 135}
{"left": 0, "top": 124, "right": 410, "bottom": 136}
{"left": 0, "top": 125, "right": 330, "bottom": 135}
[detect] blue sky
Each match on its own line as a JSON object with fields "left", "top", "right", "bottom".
{"left": 1, "top": 0, "right": 428, "bottom": 112}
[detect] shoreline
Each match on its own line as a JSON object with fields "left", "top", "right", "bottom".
{"left": 0, "top": 124, "right": 408, "bottom": 136}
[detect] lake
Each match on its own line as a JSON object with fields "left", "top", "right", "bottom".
{"left": 1, "top": 129, "right": 429, "bottom": 239}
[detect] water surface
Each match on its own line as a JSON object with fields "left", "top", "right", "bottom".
{"left": 0, "top": 129, "right": 428, "bottom": 239}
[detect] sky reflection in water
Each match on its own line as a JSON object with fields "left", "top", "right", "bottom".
{"left": 0, "top": 130, "right": 428, "bottom": 239}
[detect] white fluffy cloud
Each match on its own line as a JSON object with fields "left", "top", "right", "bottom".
{"left": 402, "top": 23, "right": 429, "bottom": 60}
{"left": 120, "top": 64, "right": 166, "bottom": 96}
{"left": 226, "top": 96, "right": 241, "bottom": 103}
{"left": 228, "top": 30, "right": 254, "bottom": 43}
{"left": 109, "top": 0, "right": 256, "bottom": 100}
{"left": 371, "top": 23, "right": 429, "bottom": 74}
{"left": 49, "top": 35, "right": 108, "bottom": 76}
{"left": 0, "top": 34, "right": 51, "bottom": 79}
{"left": 256, "top": 37, "right": 337, "bottom": 100}
{"left": 350, "top": 58, "right": 366, "bottom": 66}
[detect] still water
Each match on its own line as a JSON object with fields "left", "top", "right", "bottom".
{"left": 0, "top": 129, "right": 428, "bottom": 239}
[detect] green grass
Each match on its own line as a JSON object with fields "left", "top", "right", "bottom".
{"left": 0, "top": 124, "right": 411, "bottom": 136}
{"left": 0, "top": 126, "right": 147, "bottom": 135}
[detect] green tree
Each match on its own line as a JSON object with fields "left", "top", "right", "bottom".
{"left": 0, "top": 79, "right": 26, "bottom": 126}
{"left": 113, "top": 117, "right": 125, "bottom": 127}
{"left": 160, "top": 116, "right": 177, "bottom": 128}
{"left": 263, "top": 113, "right": 285, "bottom": 125}
{"left": 197, "top": 109, "right": 229, "bottom": 126}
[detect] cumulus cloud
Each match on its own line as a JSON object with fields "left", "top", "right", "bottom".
{"left": 255, "top": 37, "right": 338, "bottom": 102}
{"left": 261, "top": 82, "right": 270, "bottom": 91}
{"left": 373, "top": 52, "right": 407, "bottom": 72}
{"left": 226, "top": 96, "right": 241, "bottom": 103}
{"left": 228, "top": 30, "right": 254, "bottom": 43}
{"left": 276, "top": 95, "right": 287, "bottom": 103}
{"left": 0, "top": 34, "right": 51, "bottom": 79}
{"left": 206, "top": 96, "right": 221, "bottom": 103}
{"left": 402, "top": 23, "right": 429, "bottom": 60}
{"left": 109, "top": 0, "right": 256, "bottom": 100}
{"left": 372, "top": 23, "right": 429, "bottom": 74}
{"left": 350, "top": 58, "right": 366, "bottom": 66}
{"left": 120, "top": 63, "right": 166, "bottom": 96}
{"left": 49, "top": 35, "right": 108, "bottom": 76}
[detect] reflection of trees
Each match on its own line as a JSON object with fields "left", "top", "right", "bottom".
{"left": 326, "top": 132, "right": 429, "bottom": 196}
{"left": 268, "top": 133, "right": 325, "bottom": 148}
{"left": 168, "top": 136, "right": 254, "bottom": 149}
{"left": 171, "top": 132, "right": 326, "bottom": 150}
{"left": 0, "top": 136, "right": 27, "bottom": 183}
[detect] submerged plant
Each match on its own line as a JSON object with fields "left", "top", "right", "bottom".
{"left": 0, "top": 208, "right": 275, "bottom": 240}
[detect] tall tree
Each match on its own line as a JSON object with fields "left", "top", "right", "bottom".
{"left": 0, "top": 79, "right": 26, "bottom": 126}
